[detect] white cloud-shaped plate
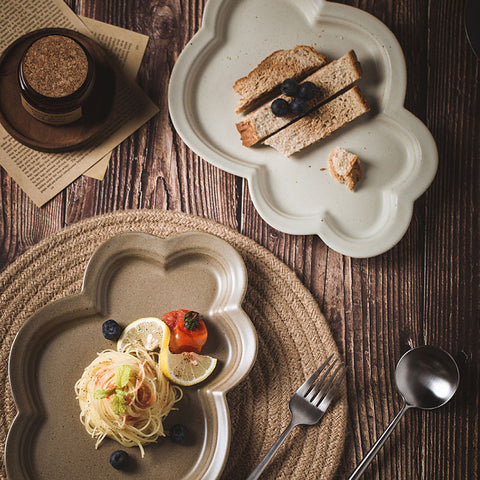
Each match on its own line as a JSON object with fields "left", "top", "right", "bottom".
{"left": 168, "top": 0, "right": 438, "bottom": 258}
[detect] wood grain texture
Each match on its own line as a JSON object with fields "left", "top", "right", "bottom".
{"left": 1, "top": 0, "right": 479, "bottom": 479}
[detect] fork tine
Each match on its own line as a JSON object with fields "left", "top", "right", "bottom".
{"left": 310, "top": 363, "right": 343, "bottom": 405}
{"left": 296, "top": 354, "right": 334, "bottom": 397}
{"left": 316, "top": 368, "right": 346, "bottom": 411}
{"left": 304, "top": 358, "right": 338, "bottom": 402}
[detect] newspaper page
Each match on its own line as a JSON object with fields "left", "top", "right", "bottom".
{"left": 0, "top": 0, "right": 159, "bottom": 206}
{"left": 80, "top": 16, "right": 150, "bottom": 180}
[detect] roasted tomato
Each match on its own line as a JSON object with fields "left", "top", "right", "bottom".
{"left": 162, "top": 309, "right": 208, "bottom": 354}
{"left": 162, "top": 309, "right": 189, "bottom": 331}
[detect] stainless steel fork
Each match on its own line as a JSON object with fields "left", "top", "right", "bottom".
{"left": 246, "top": 355, "right": 346, "bottom": 480}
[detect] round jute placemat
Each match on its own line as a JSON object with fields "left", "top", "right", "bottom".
{"left": 0, "top": 210, "right": 347, "bottom": 480}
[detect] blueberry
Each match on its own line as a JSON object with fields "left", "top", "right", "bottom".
{"left": 271, "top": 98, "right": 290, "bottom": 117}
{"left": 290, "top": 98, "right": 308, "bottom": 116}
{"left": 281, "top": 78, "right": 299, "bottom": 97}
{"left": 102, "top": 319, "right": 123, "bottom": 341}
{"left": 110, "top": 450, "right": 129, "bottom": 470}
{"left": 298, "top": 81, "right": 318, "bottom": 100}
{"left": 170, "top": 424, "right": 188, "bottom": 443}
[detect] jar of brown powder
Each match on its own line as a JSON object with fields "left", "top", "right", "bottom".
{"left": 18, "top": 33, "right": 96, "bottom": 126}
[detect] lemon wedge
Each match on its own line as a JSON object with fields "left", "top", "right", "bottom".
{"left": 117, "top": 317, "right": 217, "bottom": 386}
{"left": 117, "top": 317, "right": 170, "bottom": 352}
{"left": 160, "top": 349, "right": 217, "bottom": 386}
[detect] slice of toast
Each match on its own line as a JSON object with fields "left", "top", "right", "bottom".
{"left": 328, "top": 146, "right": 362, "bottom": 191}
{"left": 236, "top": 51, "right": 362, "bottom": 147}
{"left": 233, "top": 46, "right": 329, "bottom": 114}
{"left": 264, "top": 86, "right": 369, "bottom": 157}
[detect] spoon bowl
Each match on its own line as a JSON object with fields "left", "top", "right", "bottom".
{"left": 395, "top": 345, "right": 460, "bottom": 410}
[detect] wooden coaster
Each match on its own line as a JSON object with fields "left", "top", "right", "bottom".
{"left": 0, "top": 28, "right": 115, "bottom": 152}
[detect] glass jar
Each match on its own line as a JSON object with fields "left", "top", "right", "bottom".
{"left": 18, "top": 33, "right": 96, "bottom": 126}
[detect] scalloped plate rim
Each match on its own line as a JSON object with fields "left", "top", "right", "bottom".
{"left": 6, "top": 231, "right": 257, "bottom": 480}
{"left": 168, "top": 0, "right": 438, "bottom": 258}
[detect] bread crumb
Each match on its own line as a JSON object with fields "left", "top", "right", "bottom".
{"left": 328, "top": 146, "right": 362, "bottom": 191}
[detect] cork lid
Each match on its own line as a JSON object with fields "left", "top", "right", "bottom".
{"left": 22, "top": 35, "right": 90, "bottom": 98}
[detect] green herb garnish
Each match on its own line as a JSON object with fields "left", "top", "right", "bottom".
{"left": 93, "top": 388, "right": 114, "bottom": 399}
{"left": 184, "top": 311, "right": 201, "bottom": 330}
{"left": 114, "top": 365, "right": 132, "bottom": 388}
{"left": 94, "top": 365, "right": 132, "bottom": 416}
{"left": 111, "top": 391, "right": 127, "bottom": 415}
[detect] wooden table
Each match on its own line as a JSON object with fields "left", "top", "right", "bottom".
{"left": 1, "top": 1, "right": 478, "bottom": 478}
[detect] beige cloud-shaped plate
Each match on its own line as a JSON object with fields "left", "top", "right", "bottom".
{"left": 6, "top": 232, "right": 257, "bottom": 480}
{"left": 168, "top": 0, "right": 438, "bottom": 257}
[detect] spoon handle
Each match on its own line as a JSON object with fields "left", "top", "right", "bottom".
{"left": 348, "top": 402, "right": 409, "bottom": 480}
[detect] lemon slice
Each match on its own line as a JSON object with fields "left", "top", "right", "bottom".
{"left": 117, "top": 317, "right": 170, "bottom": 352}
{"left": 160, "top": 349, "right": 217, "bottom": 386}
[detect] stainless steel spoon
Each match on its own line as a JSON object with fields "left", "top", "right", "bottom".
{"left": 348, "top": 346, "right": 460, "bottom": 480}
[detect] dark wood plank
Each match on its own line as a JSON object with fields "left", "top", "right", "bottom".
{"left": 0, "top": 173, "right": 65, "bottom": 270}
{"left": 422, "top": 0, "right": 480, "bottom": 478}
{"left": 64, "top": 0, "right": 241, "bottom": 229}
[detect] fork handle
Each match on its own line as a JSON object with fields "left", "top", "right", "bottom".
{"left": 246, "top": 421, "right": 296, "bottom": 480}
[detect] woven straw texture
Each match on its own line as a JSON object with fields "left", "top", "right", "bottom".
{"left": 0, "top": 210, "right": 347, "bottom": 480}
